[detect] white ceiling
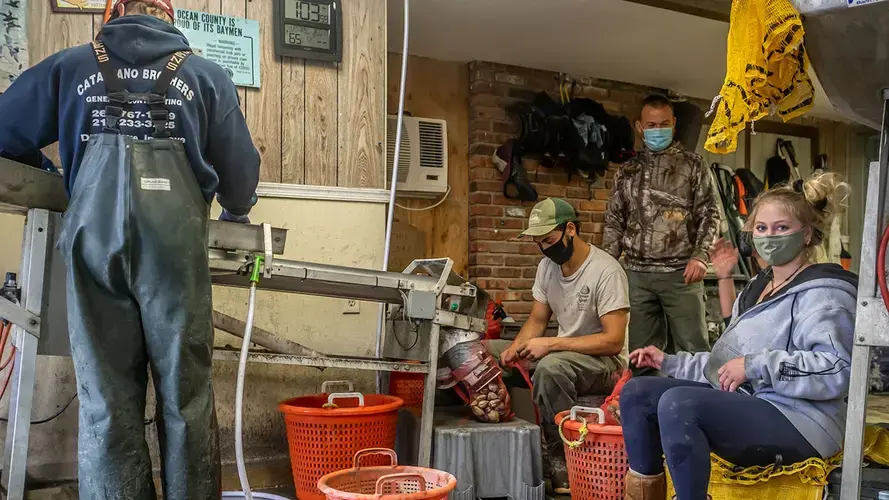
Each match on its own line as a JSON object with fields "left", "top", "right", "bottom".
{"left": 387, "top": 0, "right": 842, "bottom": 120}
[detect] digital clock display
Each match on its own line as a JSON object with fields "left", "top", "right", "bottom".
{"left": 284, "top": 24, "right": 331, "bottom": 50}
{"left": 284, "top": 0, "right": 331, "bottom": 25}
{"left": 274, "top": 0, "right": 341, "bottom": 62}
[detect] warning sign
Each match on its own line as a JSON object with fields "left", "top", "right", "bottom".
{"left": 173, "top": 9, "right": 261, "bottom": 88}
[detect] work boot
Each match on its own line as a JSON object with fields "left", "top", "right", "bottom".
{"left": 541, "top": 431, "right": 571, "bottom": 496}
{"left": 550, "top": 455, "right": 571, "bottom": 495}
{"left": 624, "top": 469, "right": 666, "bottom": 500}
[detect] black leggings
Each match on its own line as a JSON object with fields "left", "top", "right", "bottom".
{"left": 619, "top": 377, "right": 819, "bottom": 500}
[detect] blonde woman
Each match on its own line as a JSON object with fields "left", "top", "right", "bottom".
{"left": 620, "top": 174, "right": 856, "bottom": 500}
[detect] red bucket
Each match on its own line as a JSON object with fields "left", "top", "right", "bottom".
{"left": 555, "top": 406, "right": 628, "bottom": 500}
{"left": 278, "top": 381, "right": 403, "bottom": 500}
{"left": 317, "top": 448, "right": 457, "bottom": 500}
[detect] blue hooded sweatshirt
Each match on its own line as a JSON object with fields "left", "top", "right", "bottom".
{"left": 661, "top": 264, "right": 858, "bottom": 459}
{"left": 0, "top": 15, "right": 259, "bottom": 215}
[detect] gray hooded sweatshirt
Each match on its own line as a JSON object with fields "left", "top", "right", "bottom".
{"left": 661, "top": 264, "right": 858, "bottom": 458}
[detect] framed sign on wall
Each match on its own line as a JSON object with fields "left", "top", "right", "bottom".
{"left": 50, "top": 0, "right": 108, "bottom": 14}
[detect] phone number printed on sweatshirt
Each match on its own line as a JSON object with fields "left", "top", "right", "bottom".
{"left": 90, "top": 109, "right": 177, "bottom": 130}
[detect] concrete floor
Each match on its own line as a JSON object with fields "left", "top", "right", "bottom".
{"left": 25, "top": 484, "right": 298, "bottom": 500}
{"left": 24, "top": 394, "right": 889, "bottom": 499}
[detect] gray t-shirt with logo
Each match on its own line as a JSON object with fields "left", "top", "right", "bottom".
{"left": 532, "top": 244, "right": 630, "bottom": 360}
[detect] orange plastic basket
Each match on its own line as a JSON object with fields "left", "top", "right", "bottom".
{"left": 317, "top": 448, "right": 457, "bottom": 500}
{"left": 278, "top": 381, "right": 404, "bottom": 500}
{"left": 388, "top": 370, "right": 425, "bottom": 412}
{"left": 555, "top": 406, "right": 629, "bottom": 500}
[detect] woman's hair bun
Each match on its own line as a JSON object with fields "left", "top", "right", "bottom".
{"left": 802, "top": 172, "right": 849, "bottom": 219}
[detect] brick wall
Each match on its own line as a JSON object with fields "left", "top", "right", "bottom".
{"left": 468, "top": 61, "right": 666, "bottom": 318}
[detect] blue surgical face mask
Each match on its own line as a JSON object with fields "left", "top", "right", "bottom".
{"left": 643, "top": 127, "right": 674, "bottom": 151}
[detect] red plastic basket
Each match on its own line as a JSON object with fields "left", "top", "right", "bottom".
{"left": 555, "top": 406, "right": 628, "bottom": 500}
{"left": 317, "top": 448, "right": 457, "bottom": 500}
{"left": 388, "top": 369, "right": 425, "bottom": 413}
{"left": 278, "top": 381, "right": 403, "bottom": 500}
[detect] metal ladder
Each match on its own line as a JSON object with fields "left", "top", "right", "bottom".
{"left": 841, "top": 94, "right": 889, "bottom": 500}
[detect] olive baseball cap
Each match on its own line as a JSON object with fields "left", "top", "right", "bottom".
{"left": 521, "top": 198, "right": 577, "bottom": 237}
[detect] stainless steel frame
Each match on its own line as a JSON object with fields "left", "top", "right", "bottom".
{"left": 839, "top": 98, "right": 889, "bottom": 500}
{"left": 1, "top": 210, "right": 51, "bottom": 497}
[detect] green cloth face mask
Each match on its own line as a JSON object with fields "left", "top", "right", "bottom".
{"left": 753, "top": 230, "right": 807, "bottom": 266}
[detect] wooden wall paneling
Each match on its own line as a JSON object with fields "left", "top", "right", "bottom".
{"left": 430, "top": 62, "right": 470, "bottom": 277}
{"left": 92, "top": 14, "right": 101, "bottom": 39}
{"left": 281, "top": 58, "right": 306, "bottom": 184}
{"left": 387, "top": 55, "right": 470, "bottom": 277}
{"left": 221, "top": 0, "right": 247, "bottom": 117}
{"left": 29, "top": 0, "right": 93, "bottom": 166}
{"left": 305, "top": 61, "right": 338, "bottom": 186}
{"left": 180, "top": 0, "right": 217, "bottom": 12}
{"left": 244, "top": 0, "right": 282, "bottom": 183}
{"left": 337, "top": 0, "right": 385, "bottom": 188}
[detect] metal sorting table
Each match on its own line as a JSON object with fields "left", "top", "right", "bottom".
{"left": 0, "top": 156, "right": 486, "bottom": 498}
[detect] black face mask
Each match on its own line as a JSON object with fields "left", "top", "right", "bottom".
{"left": 540, "top": 230, "right": 574, "bottom": 265}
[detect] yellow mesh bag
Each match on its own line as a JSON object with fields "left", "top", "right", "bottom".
{"left": 666, "top": 426, "right": 889, "bottom": 500}
{"left": 705, "top": 0, "right": 814, "bottom": 154}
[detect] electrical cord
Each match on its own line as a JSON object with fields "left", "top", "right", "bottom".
{"left": 877, "top": 222, "right": 889, "bottom": 312}
{"left": 390, "top": 291, "right": 420, "bottom": 351}
{"left": 0, "top": 391, "right": 152, "bottom": 426}
{"left": 394, "top": 185, "right": 452, "bottom": 211}
{"left": 393, "top": 321, "right": 420, "bottom": 351}
{"left": 0, "top": 322, "right": 155, "bottom": 427}
{"left": 0, "top": 323, "right": 15, "bottom": 402}
{"left": 0, "top": 392, "right": 77, "bottom": 425}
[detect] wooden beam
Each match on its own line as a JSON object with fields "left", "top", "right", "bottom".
{"left": 621, "top": 0, "right": 730, "bottom": 23}
{"left": 752, "top": 120, "right": 819, "bottom": 140}
{"left": 752, "top": 120, "right": 820, "bottom": 163}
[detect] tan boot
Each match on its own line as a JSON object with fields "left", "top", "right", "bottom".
{"left": 624, "top": 469, "right": 666, "bottom": 500}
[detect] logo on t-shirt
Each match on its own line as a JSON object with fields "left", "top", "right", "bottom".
{"left": 577, "top": 285, "right": 591, "bottom": 310}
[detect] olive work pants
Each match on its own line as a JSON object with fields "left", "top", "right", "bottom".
{"left": 626, "top": 270, "right": 710, "bottom": 376}
{"left": 485, "top": 339, "right": 623, "bottom": 457}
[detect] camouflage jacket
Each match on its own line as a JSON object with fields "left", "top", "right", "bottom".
{"left": 602, "top": 142, "right": 720, "bottom": 272}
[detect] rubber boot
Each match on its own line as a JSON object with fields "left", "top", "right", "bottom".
{"left": 624, "top": 469, "right": 666, "bottom": 500}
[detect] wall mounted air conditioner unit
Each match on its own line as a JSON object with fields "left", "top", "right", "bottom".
{"left": 386, "top": 115, "right": 448, "bottom": 198}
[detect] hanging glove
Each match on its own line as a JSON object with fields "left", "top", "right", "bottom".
{"left": 219, "top": 210, "right": 250, "bottom": 224}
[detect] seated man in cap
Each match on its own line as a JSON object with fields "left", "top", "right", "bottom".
{"left": 487, "top": 197, "right": 629, "bottom": 495}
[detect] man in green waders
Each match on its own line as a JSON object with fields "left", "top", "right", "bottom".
{"left": 0, "top": 0, "right": 260, "bottom": 497}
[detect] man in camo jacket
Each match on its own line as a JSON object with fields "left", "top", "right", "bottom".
{"left": 602, "top": 94, "right": 721, "bottom": 375}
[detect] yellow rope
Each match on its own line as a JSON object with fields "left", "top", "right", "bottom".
{"left": 558, "top": 415, "right": 588, "bottom": 449}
